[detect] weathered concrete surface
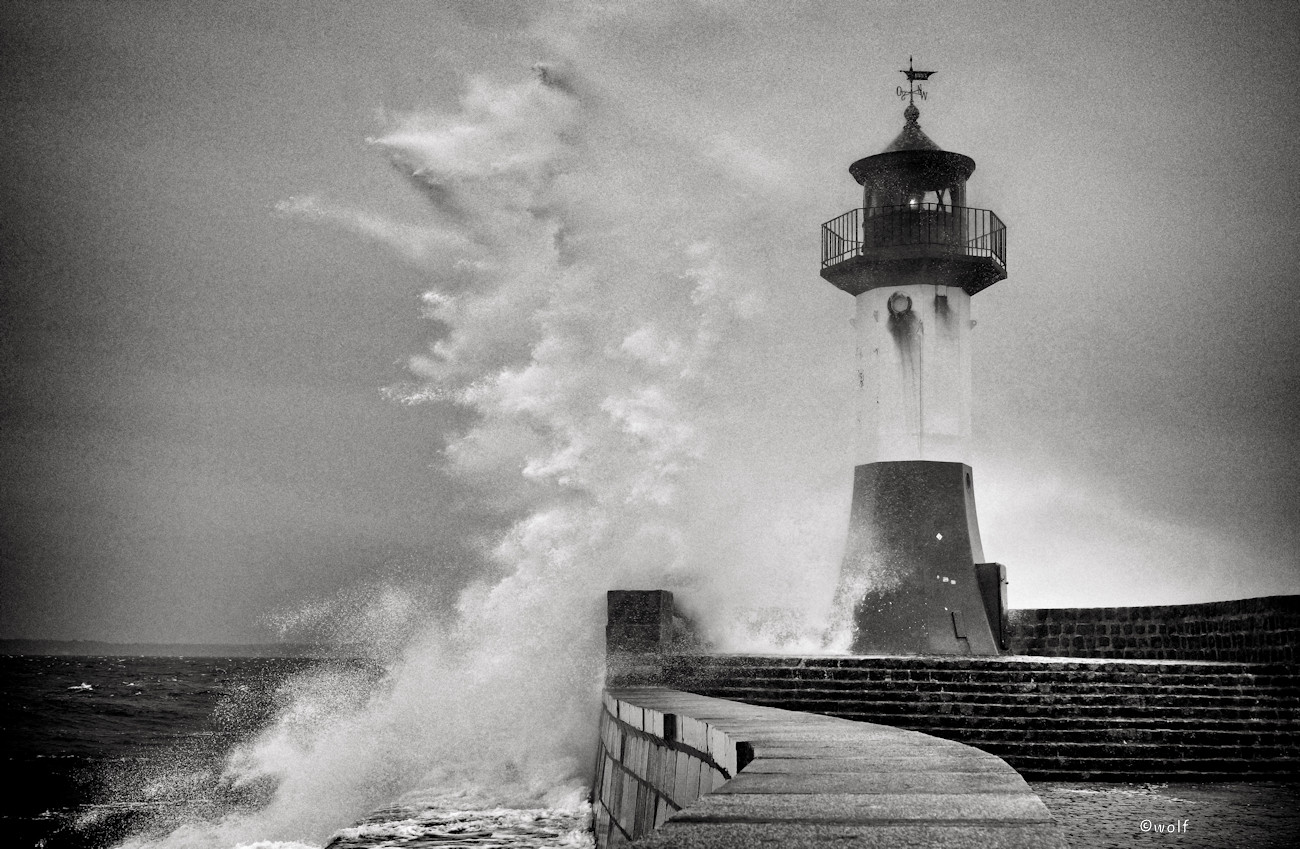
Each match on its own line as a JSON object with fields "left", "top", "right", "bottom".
{"left": 633, "top": 822, "right": 1062, "bottom": 849}
{"left": 1033, "top": 781, "right": 1300, "bottom": 849}
{"left": 597, "top": 687, "right": 1065, "bottom": 848}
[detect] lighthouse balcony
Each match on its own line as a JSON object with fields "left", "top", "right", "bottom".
{"left": 820, "top": 204, "right": 1007, "bottom": 296}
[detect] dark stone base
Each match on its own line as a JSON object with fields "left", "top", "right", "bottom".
{"left": 838, "top": 460, "right": 1001, "bottom": 655}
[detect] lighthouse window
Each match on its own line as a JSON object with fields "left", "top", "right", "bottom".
{"left": 905, "top": 189, "right": 949, "bottom": 210}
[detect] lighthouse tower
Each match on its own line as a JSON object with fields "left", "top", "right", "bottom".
{"left": 823, "top": 62, "right": 1007, "bottom": 655}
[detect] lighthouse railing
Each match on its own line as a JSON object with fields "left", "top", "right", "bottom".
{"left": 822, "top": 208, "right": 862, "bottom": 267}
{"left": 821, "top": 204, "right": 1006, "bottom": 270}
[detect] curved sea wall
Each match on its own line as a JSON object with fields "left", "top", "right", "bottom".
{"left": 594, "top": 687, "right": 1065, "bottom": 848}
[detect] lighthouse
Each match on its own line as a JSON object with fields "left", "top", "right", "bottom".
{"left": 823, "top": 61, "right": 1007, "bottom": 656}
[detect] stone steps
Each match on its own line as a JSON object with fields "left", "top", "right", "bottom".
{"left": 689, "top": 678, "right": 1300, "bottom": 701}
{"left": 696, "top": 686, "right": 1300, "bottom": 717}
{"left": 677, "top": 678, "right": 1298, "bottom": 703}
{"left": 720, "top": 701, "right": 1298, "bottom": 733}
{"left": 678, "top": 679, "right": 1298, "bottom": 699}
{"left": 688, "top": 670, "right": 1300, "bottom": 688}
{"left": 664, "top": 655, "right": 1300, "bottom": 780}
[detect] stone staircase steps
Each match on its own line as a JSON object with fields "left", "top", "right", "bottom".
{"left": 663, "top": 655, "right": 1300, "bottom": 780}
{"left": 702, "top": 698, "right": 1298, "bottom": 728}
{"left": 693, "top": 687, "right": 1294, "bottom": 709}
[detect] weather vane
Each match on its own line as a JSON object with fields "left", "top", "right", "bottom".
{"left": 896, "top": 56, "right": 935, "bottom": 104}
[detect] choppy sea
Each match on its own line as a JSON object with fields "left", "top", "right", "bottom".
{"left": 2, "top": 654, "right": 593, "bottom": 849}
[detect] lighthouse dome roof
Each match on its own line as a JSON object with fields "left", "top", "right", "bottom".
{"left": 881, "top": 103, "right": 943, "bottom": 153}
{"left": 849, "top": 104, "right": 975, "bottom": 189}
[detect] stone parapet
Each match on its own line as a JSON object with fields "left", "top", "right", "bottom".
{"left": 1005, "top": 595, "right": 1300, "bottom": 664}
{"left": 607, "top": 590, "right": 700, "bottom": 685}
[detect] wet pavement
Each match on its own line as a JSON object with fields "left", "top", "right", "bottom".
{"left": 1032, "top": 782, "right": 1300, "bottom": 849}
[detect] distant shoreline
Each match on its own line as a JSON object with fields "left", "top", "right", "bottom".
{"left": 0, "top": 638, "right": 338, "bottom": 658}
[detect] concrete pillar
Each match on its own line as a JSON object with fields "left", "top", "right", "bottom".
{"left": 606, "top": 591, "right": 675, "bottom": 684}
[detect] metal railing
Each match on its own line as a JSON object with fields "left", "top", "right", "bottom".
{"left": 821, "top": 203, "right": 1006, "bottom": 270}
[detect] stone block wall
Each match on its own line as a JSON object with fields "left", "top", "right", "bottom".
{"left": 593, "top": 691, "right": 736, "bottom": 847}
{"left": 1006, "top": 595, "right": 1300, "bottom": 664}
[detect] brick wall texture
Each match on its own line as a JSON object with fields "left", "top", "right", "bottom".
{"left": 1005, "top": 595, "right": 1300, "bottom": 664}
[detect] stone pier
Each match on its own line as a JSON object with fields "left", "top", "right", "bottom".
{"left": 593, "top": 687, "right": 1066, "bottom": 848}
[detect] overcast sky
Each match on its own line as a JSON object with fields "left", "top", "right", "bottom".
{"left": 2, "top": 0, "right": 1297, "bottom": 644}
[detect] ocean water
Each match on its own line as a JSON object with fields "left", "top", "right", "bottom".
{"left": 2, "top": 654, "right": 593, "bottom": 849}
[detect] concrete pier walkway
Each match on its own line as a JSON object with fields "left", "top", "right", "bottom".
{"left": 597, "top": 687, "right": 1066, "bottom": 848}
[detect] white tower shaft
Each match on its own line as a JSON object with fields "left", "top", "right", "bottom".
{"left": 854, "top": 285, "right": 973, "bottom": 465}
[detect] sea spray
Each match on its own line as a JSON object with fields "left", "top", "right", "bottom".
{"left": 113, "top": 61, "right": 848, "bottom": 848}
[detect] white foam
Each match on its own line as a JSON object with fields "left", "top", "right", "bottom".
{"left": 118, "top": 50, "right": 845, "bottom": 849}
